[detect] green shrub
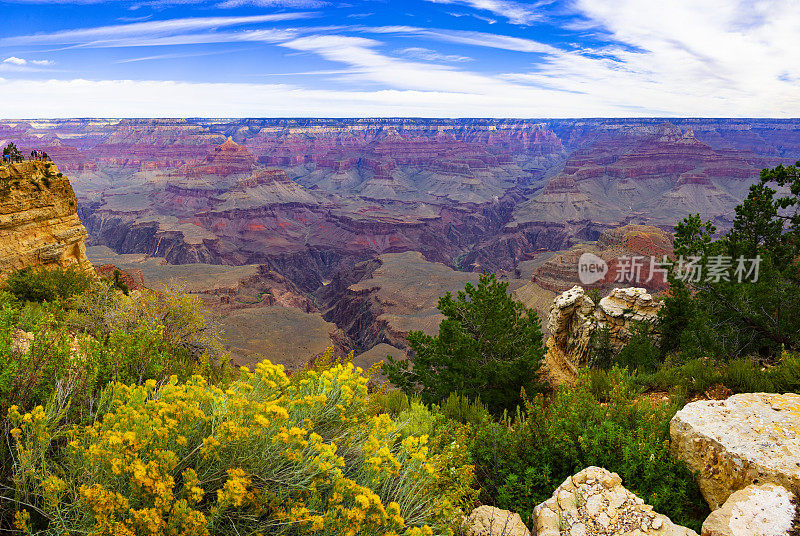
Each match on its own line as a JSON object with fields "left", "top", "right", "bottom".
{"left": 767, "top": 352, "right": 800, "bottom": 392}
{"left": 398, "top": 401, "right": 437, "bottom": 438}
{"left": 722, "top": 358, "right": 769, "bottom": 393}
{"left": 370, "top": 389, "right": 411, "bottom": 417}
{"left": 588, "top": 324, "right": 614, "bottom": 370}
{"left": 638, "top": 358, "right": 722, "bottom": 398}
{"left": 617, "top": 321, "right": 660, "bottom": 373}
{"left": 7, "top": 361, "right": 475, "bottom": 535}
{"left": 438, "top": 392, "right": 490, "bottom": 426}
{"left": 6, "top": 265, "right": 94, "bottom": 303}
{"left": 470, "top": 368, "right": 708, "bottom": 531}
{"left": 384, "top": 272, "right": 545, "bottom": 415}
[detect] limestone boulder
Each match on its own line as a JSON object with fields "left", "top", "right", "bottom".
{"left": 533, "top": 466, "right": 697, "bottom": 536}
{"left": 701, "top": 483, "right": 796, "bottom": 536}
{"left": 670, "top": 393, "right": 800, "bottom": 509}
{"left": 462, "top": 505, "right": 530, "bottom": 536}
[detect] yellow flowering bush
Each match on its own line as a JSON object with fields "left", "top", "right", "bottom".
{"left": 8, "top": 356, "right": 474, "bottom": 535}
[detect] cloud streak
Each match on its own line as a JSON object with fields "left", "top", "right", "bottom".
{"left": 425, "top": 0, "right": 542, "bottom": 25}
{"left": 0, "top": 14, "right": 314, "bottom": 47}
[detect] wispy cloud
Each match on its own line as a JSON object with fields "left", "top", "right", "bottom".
{"left": 1, "top": 56, "right": 55, "bottom": 71}
{"left": 363, "top": 26, "right": 556, "bottom": 53}
{"left": 215, "top": 0, "right": 326, "bottom": 8}
{"left": 445, "top": 11, "right": 497, "bottom": 24}
{"left": 425, "top": 0, "right": 542, "bottom": 25}
{"left": 0, "top": 14, "right": 313, "bottom": 47}
{"left": 396, "top": 47, "right": 471, "bottom": 63}
{"left": 115, "top": 49, "right": 244, "bottom": 63}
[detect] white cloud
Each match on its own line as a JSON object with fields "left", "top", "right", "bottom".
{"left": 215, "top": 0, "right": 326, "bottom": 8}
{"left": 1, "top": 57, "right": 54, "bottom": 69}
{"left": 426, "top": 0, "right": 542, "bottom": 25}
{"left": 364, "top": 26, "right": 556, "bottom": 53}
{"left": 0, "top": 14, "right": 313, "bottom": 47}
{"left": 0, "top": 77, "right": 622, "bottom": 117}
{"left": 396, "top": 47, "right": 471, "bottom": 63}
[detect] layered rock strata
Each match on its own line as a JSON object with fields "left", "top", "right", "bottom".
{"left": 0, "top": 161, "right": 92, "bottom": 276}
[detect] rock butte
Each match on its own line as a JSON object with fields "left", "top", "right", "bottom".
{"left": 670, "top": 392, "right": 800, "bottom": 509}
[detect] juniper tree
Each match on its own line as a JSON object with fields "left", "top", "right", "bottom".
{"left": 383, "top": 272, "right": 545, "bottom": 414}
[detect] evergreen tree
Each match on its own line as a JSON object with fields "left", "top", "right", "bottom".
{"left": 383, "top": 272, "right": 544, "bottom": 414}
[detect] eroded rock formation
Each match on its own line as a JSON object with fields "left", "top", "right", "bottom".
{"left": 0, "top": 161, "right": 93, "bottom": 276}
{"left": 670, "top": 393, "right": 800, "bottom": 510}
{"left": 532, "top": 224, "right": 674, "bottom": 293}
{"left": 533, "top": 466, "right": 697, "bottom": 536}
{"left": 546, "top": 286, "right": 662, "bottom": 374}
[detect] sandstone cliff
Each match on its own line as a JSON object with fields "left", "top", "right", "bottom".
{"left": 0, "top": 161, "right": 93, "bottom": 276}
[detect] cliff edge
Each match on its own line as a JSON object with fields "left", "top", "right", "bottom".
{"left": 0, "top": 161, "right": 93, "bottom": 276}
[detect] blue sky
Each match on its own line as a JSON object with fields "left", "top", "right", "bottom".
{"left": 0, "top": 0, "right": 798, "bottom": 117}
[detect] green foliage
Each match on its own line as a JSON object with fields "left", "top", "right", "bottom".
{"left": 398, "top": 401, "right": 437, "bottom": 438}
{"left": 107, "top": 268, "right": 130, "bottom": 295}
{"left": 588, "top": 324, "right": 614, "bottom": 369}
{"left": 384, "top": 272, "right": 545, "bottom": 415}
{"left": 469, "top": 368, "right": 708, "bottom": 531}
{"left": 369, "top": 389, "right": 411, "bottom": 417}
{"left": 437, "top": 392, "right": 490, "bottom": 427}
{"left": 661, "top": 159, "right": 800, "bottom": 361}
{"left": 617, "top": 321, "right": 660, "bottom": 373}
{"left": 5, "top": 265, "right": 94, "bottom": 303}
{"left": 2, "top": 142, "right": 20, "bottom": 159}
{"left": 635, "top": 350, "right": 800, "bottom": 400}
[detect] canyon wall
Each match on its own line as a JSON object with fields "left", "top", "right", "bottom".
{"left": 0, "top": 161, "right": 93, "bottom": 276}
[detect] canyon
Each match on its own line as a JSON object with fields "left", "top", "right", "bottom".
{"left": 4, "top": 117, "right": 799, "bottom": 366}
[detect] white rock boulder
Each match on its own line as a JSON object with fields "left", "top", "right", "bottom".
{"left": 462, "top": 505, "right": 530, "bottom": 536}
{"left": 670, "top": 393, "right": 800, "bottom": 509}
{"left": 533, "top": 466, "right": 697, "bottom": 536}
{"left": 701, "top": 483, "right": 796, "bottom": 536}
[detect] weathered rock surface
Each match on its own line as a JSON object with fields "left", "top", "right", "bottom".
{"left": 701, "top": 483, "right": 796, "bottom": 536}
{"left": 532, "top": 224, "right": 674, "bottom": 293}
{"left": 462, "top": 505, "right": 530, "bottom": 536}
{"left": 0, "top": 161, "right": 93, "bottom": 276}
{"left": 533, "top": 466, "right": 698, "bottom": 536}
{"left": 546, "top": 286, "right": 661, "bottom": 372}
{"left": 670, "top": 393, "right": 800, "bottom": 509}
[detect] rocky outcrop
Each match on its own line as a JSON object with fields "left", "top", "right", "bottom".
{"left": 462, "top": 506, "right": 530, "bottom": 536}
{"left": 0, "top": 161, "right": 93, "bottom": 276}
{"left": 533, "top": 466, "right": 697, "bottom": 536}
{"left": 700, "top": 483, "right": 796, "bottom": 536}
{"left": 546, "top": 286, "right": 662, "bottom": 372}
{"left": 95, "top": 264, "right": 145, "bottom": 291}
{"left": 670, "top": 393, "right": 800, "bottom": 509}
